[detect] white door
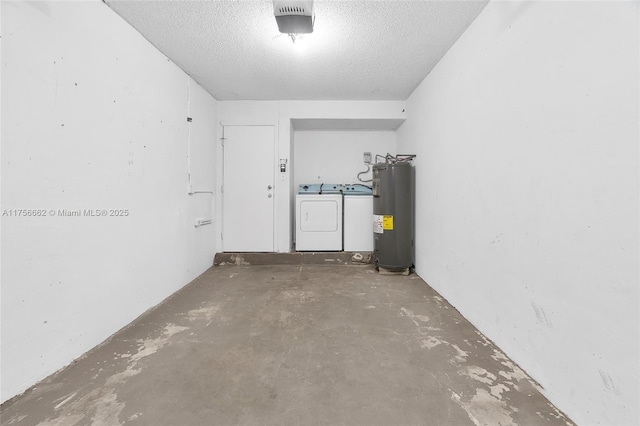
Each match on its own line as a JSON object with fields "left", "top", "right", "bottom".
{"left": 222, "top": 125, "right": 275, "bottom": 252}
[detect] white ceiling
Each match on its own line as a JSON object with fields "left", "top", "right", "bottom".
{"left": 105, "top": 0, "right": 488, "bottom": 101}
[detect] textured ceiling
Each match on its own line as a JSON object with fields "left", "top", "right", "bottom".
{"left": 105, "top": 0, "right": 488, "bottom": 101}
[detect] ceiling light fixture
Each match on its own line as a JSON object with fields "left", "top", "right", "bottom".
{"left": 273, "top": 0, "right": 315, "bottom": 44}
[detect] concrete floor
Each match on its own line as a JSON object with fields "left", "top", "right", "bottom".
{"left": 1, "top": 262, "right": 574, "bottom": 425}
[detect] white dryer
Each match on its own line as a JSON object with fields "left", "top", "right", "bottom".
{"left": 295, "top": 186, "right": 343, "bottom": 251}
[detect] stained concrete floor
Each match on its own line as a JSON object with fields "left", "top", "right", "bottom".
{"left": 1, "top": 263, "right": 574, "bottom": 426}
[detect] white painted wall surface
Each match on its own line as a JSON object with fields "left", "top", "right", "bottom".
{"left": 396, "top": 1, "right": 639, "bottom": 425}
{"left": 294, "top": 130, "right": 396, "bottom": 188}
{"left": 217, "top": 101, "right": 406, "bottom": 252}
{"left": 1, "top": 1, "right": 217, "bottom": 402}
{"left": 187, "top": 79, "right": 218, "bottom": 271}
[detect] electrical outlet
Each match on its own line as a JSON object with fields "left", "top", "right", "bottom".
{"left": 363, "top": 152, "right": 372, "bottom": 164}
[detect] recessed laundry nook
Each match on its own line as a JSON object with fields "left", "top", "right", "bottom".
{"left": 2, "top": 1, "right": 637, "bottom": 426}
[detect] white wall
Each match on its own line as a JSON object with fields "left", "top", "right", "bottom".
{"left": 396, "top": 1, "right": 639, "bottom": 425}
{"left": 1, "top": 1, "right": 217, "bottom": 402}
{"left": 217, "top": 100, "right": 406, "bottom": 252}
{"left": 293, "top": 130, "right": 396, "bottom": 188}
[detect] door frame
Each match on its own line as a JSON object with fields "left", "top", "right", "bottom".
{"left": 220, "top": 122, "right": 279, "bottom": 252}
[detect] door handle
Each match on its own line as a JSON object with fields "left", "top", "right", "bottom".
{"left": 268, "top": 194, "right": 273, "bottom": 198}
{"left": 267, "top": 185, "right": 273, "bottom": 190}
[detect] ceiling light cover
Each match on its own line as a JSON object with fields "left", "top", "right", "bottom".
{"left": 273, "top": 0, "right": 315, "bottom": 34}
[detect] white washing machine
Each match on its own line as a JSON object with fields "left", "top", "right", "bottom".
{"left": 344, "top": 195, "right": 373, "bottom": 251}
{"left": 295, "top": 189, "right": 343, "bottom": 251}
{"left": 343, "top": 184, "right": 374, "bottom": 251}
